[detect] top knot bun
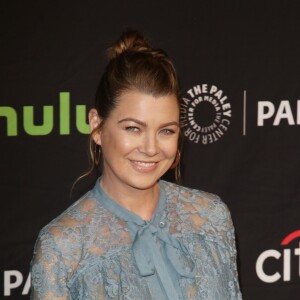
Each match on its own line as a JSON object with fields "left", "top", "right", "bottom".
{"left": 107, "top": 30, "right": 152, "bottom": 60}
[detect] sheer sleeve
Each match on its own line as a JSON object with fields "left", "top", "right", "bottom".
{"left": 30, "top": 229, "right": 68, "bottom": 300}
{"left": 162, "top": 182, "right": 243, "bottom": 299}
{"left": 221, "top": 202, "right": 243, "bottom": 299}
{"left": 205, "top": 196, "right": 242, "bottom": 299}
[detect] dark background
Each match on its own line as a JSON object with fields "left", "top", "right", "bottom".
{"left": 1, "top": 1, "right": 300, "bottom": 299}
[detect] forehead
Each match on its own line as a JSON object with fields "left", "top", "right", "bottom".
{"left": 111, "top": 90, "right": 179, "bottom": 120}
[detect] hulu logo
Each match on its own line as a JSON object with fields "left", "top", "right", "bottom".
{"left": 0, "top": 92, "right": 89, "bottom": 136}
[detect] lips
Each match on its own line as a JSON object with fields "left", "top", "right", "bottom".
{"left": 130, "top": 160, "right": 158, "bottom": 171}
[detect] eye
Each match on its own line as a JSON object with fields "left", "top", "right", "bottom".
{"left": 125, "top": 126, "right": 140, "bottom": 132}
{"left": 160, "top": 128, "right": 176, "bottom": 135}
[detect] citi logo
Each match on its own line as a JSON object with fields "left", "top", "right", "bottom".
{"left": 0, "top": 92, "right": 89, "bottom": 136}
{"left": 256, "top": 230, "right": 300, "bottom": 283}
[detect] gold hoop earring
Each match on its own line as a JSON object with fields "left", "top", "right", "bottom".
{"left": 170, "top": 150, "right": 180, "bottom": 169}
{"left": 94, "top": 143, "right": 102, "bottom": 165}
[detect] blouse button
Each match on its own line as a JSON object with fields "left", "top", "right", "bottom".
{"left": 159, "top": 221, "right": 165, "bottom": 228}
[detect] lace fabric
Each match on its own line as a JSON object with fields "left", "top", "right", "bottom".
{"left": 30, "top": 179, "right": 242, "bottom": 299}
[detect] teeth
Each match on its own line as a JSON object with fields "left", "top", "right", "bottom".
{"left": 133, "top": 161, "right": 156, "bottom": 167}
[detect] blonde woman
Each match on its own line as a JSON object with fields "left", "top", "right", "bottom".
{"left": 31, "top": 30, "right": 242, "bottom": 300}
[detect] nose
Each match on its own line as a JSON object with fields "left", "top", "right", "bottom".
{"left": 139, "top": 132, "right": 159, "bottom": 156}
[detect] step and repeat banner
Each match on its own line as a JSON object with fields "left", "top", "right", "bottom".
{"left": 1, "top": 1, "right": 299, "bottom": 299}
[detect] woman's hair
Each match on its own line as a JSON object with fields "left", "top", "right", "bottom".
{"left": 95, "top": 30, "right": 180, "bottom": 120}
{"left": 87, "top": 30, "right": 182, "bottom": 184}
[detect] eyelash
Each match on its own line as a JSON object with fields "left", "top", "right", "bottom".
{"left": 125, "top": 126, "right": 140, "bottom": 132}
{"left": 125, "top": 127, "right": 175, "bottom": 135}
{"left": 160, "top": 129, "right": 175, "bottom": 135}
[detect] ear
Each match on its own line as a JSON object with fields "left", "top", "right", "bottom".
{"left": 89, "top": 108, "right": 102, "bottom": 145}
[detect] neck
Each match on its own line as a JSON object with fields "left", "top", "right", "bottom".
{"left": 100, "top": 175, "right": 160, "bottom": 221}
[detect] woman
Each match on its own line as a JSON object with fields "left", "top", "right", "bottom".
{"left": 31, "top": 30, "right": 242, "bottom": 299}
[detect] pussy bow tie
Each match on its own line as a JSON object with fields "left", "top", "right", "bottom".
{"left": 127, "top": 221, "right": 196, "bottom": 278}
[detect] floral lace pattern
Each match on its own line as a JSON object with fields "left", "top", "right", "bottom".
{"left": 31, "top": 180, "right": 242, "bottom": 299}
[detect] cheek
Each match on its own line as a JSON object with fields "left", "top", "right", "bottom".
{"left": 120, "top": 139, "right": 137, "bottom": 154}
{"left": 102, "top": 132, "right": 137, "bottom": 155}
{"left": 162, "top": 139, "right": 178, "bottom": 158}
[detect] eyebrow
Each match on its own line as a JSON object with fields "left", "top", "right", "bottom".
{"left": 118, "top": 118, "right": 179, "bottom": 128}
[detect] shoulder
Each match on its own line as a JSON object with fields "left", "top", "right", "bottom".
{"left": 35, "top": 187, "right": 104, "bottom": 255}
{"left": 161, "top": 180, "right": 218, "bottom": 201}
{"left": 161, "top": 180, "right": 229, "bottom": 213}
{"left": 43, "top": 189, "right": 101, "bottom": 232}
{"left": 30, "top": 188, "right": 105, "bottom": 297}
{"left": 161, "top": 180, "right": 233, "bottom": 229}
{"left": 32, "top": 187, "right": 109, "bottom": 276}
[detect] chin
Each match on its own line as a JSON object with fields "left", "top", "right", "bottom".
{"left": 126, "top": 174, "right": 161, "bottom": 191}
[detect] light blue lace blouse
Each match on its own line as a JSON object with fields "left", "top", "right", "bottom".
{"left": 31, "top": 179, "right": 242, "bottom": 299}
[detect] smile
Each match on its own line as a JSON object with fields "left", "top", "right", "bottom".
{"left": 130, "top": 160, "right": 158, "bottom": 171}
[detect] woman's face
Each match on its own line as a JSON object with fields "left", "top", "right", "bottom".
{"left": 90, "top": 90, "right": 179, "bottom": 192}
